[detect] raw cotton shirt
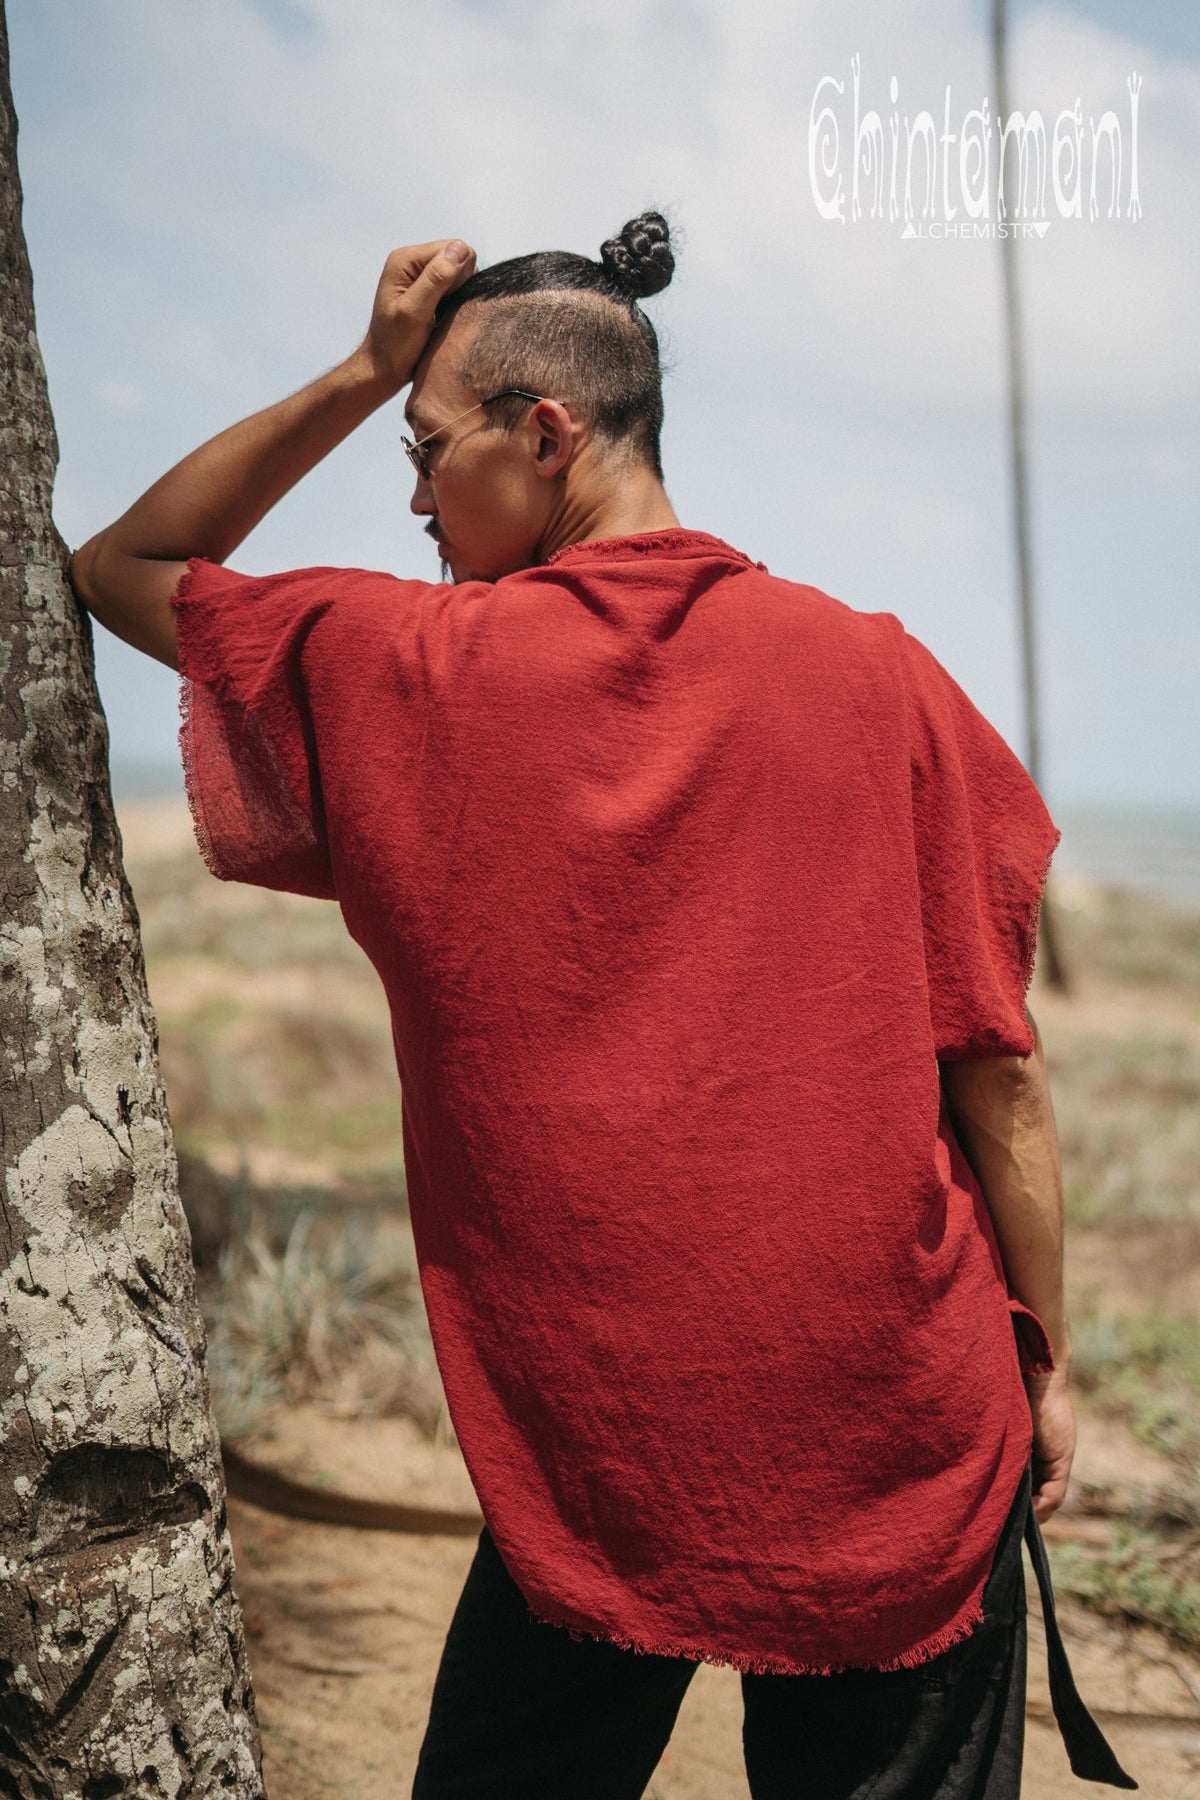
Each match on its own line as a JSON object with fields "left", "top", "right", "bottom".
{"left": 174, "top": 528, "right": 1060, "bottom": 1675}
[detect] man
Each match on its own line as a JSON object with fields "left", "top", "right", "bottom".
{"left": 71, "top": 214, "right": 1132, "bottom": 1798}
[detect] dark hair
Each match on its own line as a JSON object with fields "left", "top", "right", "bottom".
{"left": 434, "top": 211, "right": 675, "bottom": 477}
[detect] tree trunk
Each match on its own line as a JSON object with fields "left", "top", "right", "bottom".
{"left": 0, "top": 13, "right": 265, "bottom": 1796}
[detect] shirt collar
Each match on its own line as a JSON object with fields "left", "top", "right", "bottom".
{"left": 543, "top": 529, "right": 762, "bottom": 572}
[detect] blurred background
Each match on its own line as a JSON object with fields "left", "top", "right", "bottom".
{"left": 9, "top": 0, "right": 1199, "bottom": 849}
{"left": 7, "top": 2, "right": 1199, "bottom": 1793}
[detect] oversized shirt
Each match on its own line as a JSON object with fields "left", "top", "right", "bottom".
{"left": 173, "top": 528, "right": 1060, "bottom": 1675}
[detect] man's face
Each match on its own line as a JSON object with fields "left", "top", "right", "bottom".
{"left": 405, "top": 315, "right": 552, "bottom": 584}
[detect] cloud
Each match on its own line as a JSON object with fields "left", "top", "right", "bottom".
{"left": 21, "top": 0, "right": 1197, "bottom": 421}
{"left": 91, "top": 376, "right": 143, "bottom": 412}
{"left": 8, "top": 0, "right": 1199, "bottom": 802}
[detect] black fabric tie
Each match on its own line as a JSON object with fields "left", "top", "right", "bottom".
{"left": 1024, "top": 1500, "right": 1138, "bottom": 1788}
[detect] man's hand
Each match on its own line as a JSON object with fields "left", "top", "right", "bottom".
{"left": 1025, "top": 1367, "right": 1076, "bottom": 1523}
{"left": 70, "top": 236, "right": 477, "bottom": 666}
{"left": 358, "top": 239, "right": 477, "bottom": 392}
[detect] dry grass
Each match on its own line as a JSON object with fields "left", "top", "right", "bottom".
{"left": 1042, "top": 882, "right": 1200, "bottom": 1229}
{"left": 201, "top": 1206, "right": 445, "bottom": 1444}
{"left": 1050, "top": 880, "right": 1200, "bottom": 997}
{"left": 1035, "top": 881, "right": 1200, "bottom": 1644}
{"left": 1050, "top": 1029, "right": 1200, "bottom": 1227}
{"left": 130, "top": 826, "right": 402, "bottom": 1182}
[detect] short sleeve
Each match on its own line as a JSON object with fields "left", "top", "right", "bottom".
{"left": 173, "top": 558, "right": 341, "bottom": 899}
{"left": 902, "top": 632, "right": 1060, "bottom": 1061}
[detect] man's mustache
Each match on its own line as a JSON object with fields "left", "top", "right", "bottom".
{"left": 423, "top": 518, "right": 451, "bottom": 581}
{"left": 421, "top": 517, "right": 457, "bottom": 582}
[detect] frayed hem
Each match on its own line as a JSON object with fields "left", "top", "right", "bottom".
{"left": 178, "top": 676, "right": 226, "bottom": 883}
{"left": 1019, "top": 821, "right": 1063, "bottom": 1000}
{"left": 522, "top": 1597, "right": 988, "bottom": 1678}
{"left": 174, "top": 558, "right": 229, "bottom": 884}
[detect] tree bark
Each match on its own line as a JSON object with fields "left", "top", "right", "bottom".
{"left": 0, "top": 12, "right": 265, "bottom": 1796}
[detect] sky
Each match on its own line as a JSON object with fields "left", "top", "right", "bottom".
{"left": 7, "top": 0, "right": 1198, "bottom": 809}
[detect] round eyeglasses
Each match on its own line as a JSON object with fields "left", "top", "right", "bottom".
{"left": 401, "top": 389, "right": 547, "bottom": 480}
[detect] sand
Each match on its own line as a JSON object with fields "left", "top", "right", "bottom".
{"left": 224, "top": 1403, "right": 1200, "bottom": 1797}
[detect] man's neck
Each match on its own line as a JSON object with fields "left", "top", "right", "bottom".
{"left": 536, "top": 464, "right": 681, "bottom": 565}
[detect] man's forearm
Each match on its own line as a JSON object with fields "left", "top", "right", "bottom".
{"left": 940, "top": 1017, "right": 1071, "bottom": 1369}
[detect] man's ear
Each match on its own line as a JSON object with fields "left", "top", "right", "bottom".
{"left": 530, "top": 400, "right": 575, "bottom": 479}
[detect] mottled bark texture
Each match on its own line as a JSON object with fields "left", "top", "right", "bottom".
{"left": 0, "top": 15, "right": 265, "bottom": 1797}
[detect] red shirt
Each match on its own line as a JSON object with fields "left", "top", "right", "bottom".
{"left": 174, "top": 528, "right": 1058, "bottom": 1674}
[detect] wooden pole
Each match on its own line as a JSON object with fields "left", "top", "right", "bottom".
{"left": 992, "top": 0, "right": 1069, "bottom": 992}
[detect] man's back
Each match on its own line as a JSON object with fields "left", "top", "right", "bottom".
{"left": 175, "top": 526, "right": 1058, "bottom": 1674}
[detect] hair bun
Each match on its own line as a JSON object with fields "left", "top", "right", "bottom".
{"left": 600, "top": 211, "right": 674, "bottom": 300}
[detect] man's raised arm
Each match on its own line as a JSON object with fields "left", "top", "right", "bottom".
{"left": 68, "top": 238, "right": 475, "bottom": 670}
{"left": 940, "top": 1010, "right": 1076, "bottom": 1523}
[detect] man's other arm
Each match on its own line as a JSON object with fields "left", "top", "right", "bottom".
{"left": 69, "top": 239, "right": 475, "bottom": 670}
{"left": 940, "top": 1010, "right": 1075, "bottom": 1523}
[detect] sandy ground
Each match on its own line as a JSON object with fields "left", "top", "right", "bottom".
{"left": 223, "top": 1407, "right": 1200, "bottom": 1799}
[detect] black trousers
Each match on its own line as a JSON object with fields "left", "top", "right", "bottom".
{"left": 412, "top": 1472, "right": 1030, "bottom": 1800}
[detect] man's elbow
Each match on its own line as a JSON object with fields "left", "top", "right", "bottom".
{"left": 68, "top": 535, "right": 125, "bottom": 626}
{"left": 68, "top": 537, "right": 101, "bottom": 611}
{"left": 67, "top": 538, "right": 182, "bottom": 672}
{"left": 942, "top": 1032, "right": 1050, "bottom": 1129}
